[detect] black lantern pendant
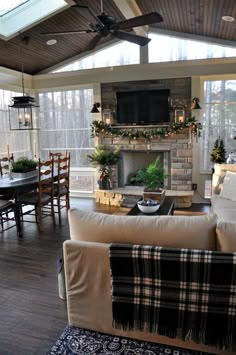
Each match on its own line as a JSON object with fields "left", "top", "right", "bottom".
{"left": 8, "top": 36, "right": 40, "bottom": 131}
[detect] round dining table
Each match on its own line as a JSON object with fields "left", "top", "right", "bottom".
{"left": 0, "top": 175, "right": 39, "bottom": 237}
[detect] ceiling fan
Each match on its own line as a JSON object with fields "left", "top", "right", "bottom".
{"left": 41, "top": 0, "right": 163, "bottom": 50}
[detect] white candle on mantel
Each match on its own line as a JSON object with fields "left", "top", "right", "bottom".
{"left": 7, "top": 144, "right": 10, "bottom": 159}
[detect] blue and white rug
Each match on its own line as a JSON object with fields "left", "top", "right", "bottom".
{"left": 47, "top": 325, "right": 205, "bottom": 354}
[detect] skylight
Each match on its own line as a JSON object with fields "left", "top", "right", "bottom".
{"left": 0, "top": 0, "right": 69, "bottom": 40}
{"left": 0, "top": 1, "right": 29, "bottom": 16}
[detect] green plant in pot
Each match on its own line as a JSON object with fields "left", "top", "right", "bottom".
{"left": 210, "top": 137, "right": 226, "bottom": 165}
{"left": 136, "top": 157, "right": 168, "bottom": 205}
{"left": 12, "top": 157, "right": 38, "bottom": 173}
{"left": 87, "top": 146, "right": 120, "bottom": 190}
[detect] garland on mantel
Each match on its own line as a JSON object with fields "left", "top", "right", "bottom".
{"left": 91, "top": 117, "right": 202, "bottom": 141}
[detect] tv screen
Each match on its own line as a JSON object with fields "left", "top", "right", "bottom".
{"left": 116, "top": 89, "right": 170, "bottom": 125}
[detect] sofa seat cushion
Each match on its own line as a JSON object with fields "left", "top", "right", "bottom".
{"left": 68, "top": 208, "right": 217, "bottom": 251}
{"left": 216, "top": 221, "right": 236, "bottom": 252}
{"left": 211, "top": 194, "right": 236, "bottom": 211}
{"left": 214, "top": 209, "right": 236, "bottom": 223}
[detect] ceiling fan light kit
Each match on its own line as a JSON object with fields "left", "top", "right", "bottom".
{"left": 41, "top": 0, "right": 163, "bottom": 50}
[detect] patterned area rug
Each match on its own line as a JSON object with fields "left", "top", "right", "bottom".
{"left": 47, "top": 325, "right": 204, "bottom": 354}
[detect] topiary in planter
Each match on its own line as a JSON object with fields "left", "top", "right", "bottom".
{"left": 12, "top": 157, "right": 38, "bottom": 173}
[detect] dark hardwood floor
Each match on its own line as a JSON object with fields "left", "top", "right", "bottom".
{"left": 0, "top": 197, "right": 210, "bottom": 354}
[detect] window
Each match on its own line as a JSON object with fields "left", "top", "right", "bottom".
{"left": 52, "top": 41, "right": 139, "bottom": 73}
{"left": 0, "top": 89, "right": 31, "bottom": 159}
{"left": 39, "top": 89, "right": 94, "bottom": 168}
{"left": 201, "top": 80, "right": 236, "bottom": 172}
{"left": 149, "top": 33, "right": 236, "bottom": 63}
{"left": 0, "top": 0, "right": 28, "bottom": 16}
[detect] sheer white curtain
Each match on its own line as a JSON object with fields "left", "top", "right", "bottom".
{"left": 52, "top": 41, "right": 140, "bottom": 73}
{"left": 0, "top": 89, "right": 31, "bottom": 159}
{"left": 201, "top": 80, "right": 236, "bottom": 171}
{"left": 148, "top": 33, "right": 236, "bottom": 63}
{"left": 39, "top": 89, "right": 94, "bottom": 167}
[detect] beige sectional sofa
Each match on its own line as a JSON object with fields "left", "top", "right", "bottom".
{"left": 63, "top": 208, "right": 236, "bottom": 355}
{"left": 211, "top": 163, "right": 236, "bottom": 251}
{"left": 211, "top": 163, "right": 236, "bottom": 223}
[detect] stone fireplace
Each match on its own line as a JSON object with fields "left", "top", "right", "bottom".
{"left": 96, "top": 127, "right": 193, "bottom": 191}
{"left": 96, "top": 76, "right": 194, "bottom": 206}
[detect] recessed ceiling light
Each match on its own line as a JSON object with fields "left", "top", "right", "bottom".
{"left": 221, "top": 15, "right": 235, "bottom": 22}
{"left": 46, "top": 39, "right": 57, "bottom": 45}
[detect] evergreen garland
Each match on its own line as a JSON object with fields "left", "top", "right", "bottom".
{"left": 210, "top": 137, "right": 226, "bottom": 164}
{"left": 90, "top": 117, "right": 202, "bottom": 141}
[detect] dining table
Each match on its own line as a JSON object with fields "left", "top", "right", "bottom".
{"left": 0, "top": 172, "right": 57, "bottom": 237}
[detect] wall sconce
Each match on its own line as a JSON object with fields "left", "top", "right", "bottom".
{"left": 90, "top": 102, "right": 100, "bottom": 113}
{"left": 103, "top": 105, "right": 112, "bottom": 125}
{"left": 191, "top": 97, "right": 201, "bottom": 110}
{"left": 175, "top": 109, "right": 185, "bottom": 123}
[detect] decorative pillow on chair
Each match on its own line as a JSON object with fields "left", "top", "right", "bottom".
{"left": 219, "top": 171, "right": 236, "bottom": 200}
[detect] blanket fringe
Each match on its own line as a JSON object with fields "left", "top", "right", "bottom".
{"left": 112, "top": 320, "right": 235, "bottom": 351}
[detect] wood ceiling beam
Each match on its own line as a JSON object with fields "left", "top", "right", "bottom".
{"left": 113, "top": 0, "right": 148, "bottom": 37}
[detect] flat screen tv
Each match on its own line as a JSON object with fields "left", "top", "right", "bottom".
{"left": 116, "top": 89, "right": 170, "bottom": 125}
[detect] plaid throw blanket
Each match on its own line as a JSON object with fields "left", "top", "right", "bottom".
{"left": 109, "top": 244, "right": 236, "bottom": 350}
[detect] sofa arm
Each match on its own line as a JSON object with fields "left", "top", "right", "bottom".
{"left": 63, "top": 240, "right": 233, "bottom": 355}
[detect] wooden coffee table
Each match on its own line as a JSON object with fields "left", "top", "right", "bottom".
{"left": 127, "top": 196, "right": 175, "bottom": 216}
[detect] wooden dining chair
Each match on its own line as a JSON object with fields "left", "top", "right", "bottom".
{"left": 0, "top": 155, "right": 14, "bottom": 204}
{"left": 50, "top": 152, "right": 70, "bottom": 224}
{"left": 0, "top": 199, "right": 18, "bottom": 234}
{"left": 17, "top": 158, "right": 55, "bottom": 231}
{"left": 0, "top": 154, "right": 14, "bottom": 177}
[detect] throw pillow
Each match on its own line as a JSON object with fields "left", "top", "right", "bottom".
{"left": 219, "top": 171, "right": 236, "bottom": 200}
{"left": 68, "top": 208, "right": 217, "bottom": 251}
{"left": 216, "top": 221, "right": 236, "bottom": 252}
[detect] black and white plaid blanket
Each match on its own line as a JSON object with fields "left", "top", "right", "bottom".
{"left": 109, "top": 244, "right": 236, "bottom": 350}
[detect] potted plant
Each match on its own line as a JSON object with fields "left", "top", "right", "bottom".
{"left": 135, "top": 157, "right": 168, "bottom": 204}
{"left": 87, "top": 146, "right": 120, "bottom": 190}
{"left": 12, "top": 157, "right": 38, "bottom": 179}
{"left": 210, "top": 137, "right": 226, "bottom": 165}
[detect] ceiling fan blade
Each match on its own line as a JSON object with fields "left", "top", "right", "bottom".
{"left": 41, "top": 30, "right": 94, "bottom": 36}
{"left": 72, "top": 5, "right": 104, "bottom": 28}
{"left": 85, "top": 34, "right": 102, "bottom": 51}
{"left": 111, "top": 12, "right": 163, "bottom": 30}
{"left": 113, "top": 30, "right": 151, "bottom": 46}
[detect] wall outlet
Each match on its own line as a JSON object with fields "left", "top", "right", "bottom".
{"left": 192, "top": 183, "right": 197, "bottom": 190}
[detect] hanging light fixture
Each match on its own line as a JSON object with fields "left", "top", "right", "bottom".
{"left": 190, "top": 97, "right": 202, "bottom": 110}
{"left": 8, "top": 36, "right": 39, "bottom": 131}
{"left": 90, "top": 102, "right": 100, "bottom": 113}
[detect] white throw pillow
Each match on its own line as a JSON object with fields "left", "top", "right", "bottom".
{"left": 219, "top": 171, "right": 236, "bottom": 200}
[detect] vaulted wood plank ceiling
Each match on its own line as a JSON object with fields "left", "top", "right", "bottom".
{"left": 0, "top": 0, "right": 235, "bottom": 75}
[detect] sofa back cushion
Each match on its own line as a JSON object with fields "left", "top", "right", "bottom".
{"left": 68, "top": 209, "right": 217, "bottom": 250}
{"left": 216, "top": 221, "right": 236, "bottom": 252}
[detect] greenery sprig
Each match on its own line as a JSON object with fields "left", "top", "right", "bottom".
{"left": 90, "top": 117, "right": 202, "bottom": 141}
